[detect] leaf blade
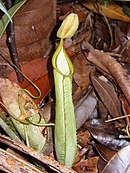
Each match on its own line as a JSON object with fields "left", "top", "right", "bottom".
{"left": 82, "top": 1, "right": 130, "bottom": 22}
{"left": 0, "top": 0, "right": 27, "bottom": 38}
{"left": 0, "top": 1, "right": 12, "bottom": 22}
{"left": 102, "top": 145, "right": 130, "bottom": 173}
{"left": 91, "top": 76, "right": 121, "bottom": 118}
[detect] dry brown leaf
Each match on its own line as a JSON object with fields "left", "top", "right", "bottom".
{"left": 83, "top": 41, "right": 130, "bottom": 105}
{"left": 73, "top": 4, "right": 88, "bottom": 23}
{"left": 82, "top": 1, "right": 130, "bottom": 22}
{"left": 84, "top": 119, "right": 130, "bottom": 151}
{"left": 6, "top": 57, "right": 52, "bottom": 104}
{"left": 75, "top": 91, "right": 97, "bottom": 130}
{"left": 102, "top": 145, "right": 130, "bottom": 173}
{"left": 73, "top": 54, "right": 95, "bottom": 89}
{"left": 91, "top": 76, "right": 122, "bottom": 118}
{"left": 98, "top": 100, "right": 108, "bottom": 120}
{"left": 92, "top": 143, "right": 116, "bottom": 162}
{"left": 120, "top": 95, "right": 130, "bottom": 116}
{"left": 73, "top": 156, "right": 99, "bottom": 173}
{"left": 77, "top": 130, "right": 92, "bottom": 147}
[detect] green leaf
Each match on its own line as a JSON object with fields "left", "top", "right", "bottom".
{"left": 123, "top": 9, "right": 130, "bottom": 17}
{"left": 104, "top": 0, "right": 109, "bottom": 7}
{"left": 0, "top": 0, "right": 27, "bottom": 38}
{"left": 14, "top": 0, "right": 24, "bottom": 4}
{"left": 0, "top": 110, "right": 21, "bottom": 142}
{"left": 0, "top": 1, "right": 12, "bottom": 22}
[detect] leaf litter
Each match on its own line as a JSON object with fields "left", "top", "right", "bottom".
{"left": 0, "top": 0, "right": 130, "bottom": 172}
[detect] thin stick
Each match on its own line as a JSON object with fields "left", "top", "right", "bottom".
{"left": 5, "top": 0, "right": 23, "bottom": 83}
{"left": 0, "top": 134, "right": 76, "bottom": 173}
{"left": 105, "top": 114, "right": 130, "bottom": 123}
{"left": 95, "top": 0, "right": 113, "bottom": 49}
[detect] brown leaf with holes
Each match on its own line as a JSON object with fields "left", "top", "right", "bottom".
{"left": 0, "top": 78, "right": 48, "bottom": 152}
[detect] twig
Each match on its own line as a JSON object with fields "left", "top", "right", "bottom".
{"left": 0, "top": 149, "right": 45, "bottom": 173}
{"left": 0, "top": 134, "right": 76, "bottom": 173}
{"left": 5, "top": 0, "right": 23, "bottom": 83}
{"left": 105, "top": 114, "right": 130, "bottom": 123}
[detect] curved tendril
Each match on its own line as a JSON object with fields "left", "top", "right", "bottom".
{"left": 0, "top": 101, "right": 29, "bottom": 125}
{"left": 10, "top": 61, "right": 41, "bottom": 99}
{"left": 0, "top": 53, "right": 41, "bottom": 98}
{"left": 0, "top": 101, "right": 54, "bottom": 126}
{"left": 0, "top": 56, "right": 54, "bottom": 127}
{"left": 26, "top": 116, "right": 55, "bottom": 126}
{"left": 0, "top": 91, "right": 53, "bottom": 126}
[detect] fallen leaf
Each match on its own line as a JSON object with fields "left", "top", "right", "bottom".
{"left": 120, "top": 95, "right": 130, "bottom": 116}
{"left": 92, "top": 142, "right": 116, "bottom": 162}
{"left": 73, "top": 4, "right": 88, "bottom": 23}
{"left": 91, "top": 76, "right": 122, "bottom": 118}
{"left": 98, "top": 100, "right": 108, "bottom": 120}
{"left": 75, "top": 90, "right": 98, "bottom": 130}
{"left": 102, "top": 145, "right": 130, "bottom": 173}
{"left": 77, "top": 129, "right": 92, "bottom": 148}
{"left": 97, "top": 158, "right": 106, "bottom": 173}
{"left": 82, "top": 1, "right": 130, "bottom": 22}
{"left": 94, "top": 14, "right": 110, "bottom": 51}
{"left": 82, "top": 41, "right": 130, "bottom": 105}
{"left": 73, "top": 156, "right": 99, "bottom": 173}
{"left": 6, "top": 57, "right": 52, "bottom": 104}
{"left": 73, "top": 54, "right": 95, "bottom": 89}
{"left": 84, "top": 119, "right": 130, "bottom": 151}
